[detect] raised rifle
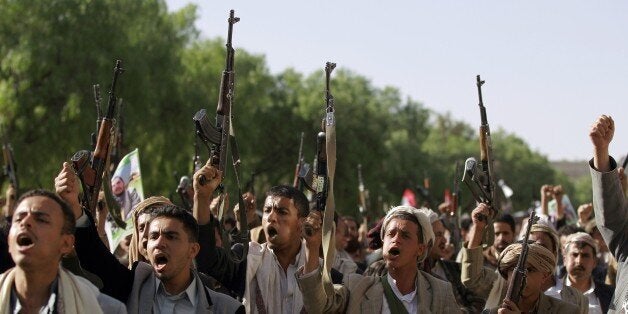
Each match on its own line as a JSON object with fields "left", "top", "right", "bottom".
{"left": 462, "top": 75, "right": 498, "bottom": 247}
{"left": 109, "top": 98, "right": 125, "bottom": 170}
{"left": 357, "top": 164, "right": 369, "bottom": 217}
{"left": 2, "top": 142, "right": 18, "bottom": 192}
{"left": 293, "top": 132, "right": 305, "bottom": 189}
{"left": 71, "top": 60, "right": 124, "bottom": 216}
{"left": 505, "top": 211, "right": 539, "bottom": 304}
{"left": 192, "top": 10, "right": 248, "bottom": 261}
{"left": 193, "top": 10, "right": 239, "bottom": 188}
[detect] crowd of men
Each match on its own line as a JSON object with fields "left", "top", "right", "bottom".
{"left": 0, "top": 115, "right": 624, "bottom": 313}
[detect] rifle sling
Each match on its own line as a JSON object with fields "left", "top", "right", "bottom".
{"left": 380, "top": 276, "right": 410, "bottom": 314}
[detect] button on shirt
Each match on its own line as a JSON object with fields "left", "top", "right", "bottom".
{"left": 381, "top": 273, "right": 417, "bottom": 314}
{"left": 153, "top": 276, "right": 198, "bottom": 314}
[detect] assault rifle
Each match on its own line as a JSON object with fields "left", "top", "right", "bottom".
{"left": 193, "top": 10, "right": 240, "bottom": 188}
{"left": 71, "top": 60, "right": 124, "bottom": 216}
{"left": 505, "top": 211, "right": 539, "bottom": 304}
{"left": 462, "top": 75, "right": 498, "bottom": 247}
{"left": 293, "top": 132, "right": 306, "bottom": 190}
{"left": 109, "top": 98, "right": 125, "bottom": 169}
{"left": 2, "top": 142, "right": 18, "bottom": 191}
{"left": 357, "top": 164, "right": 369, "bottom": 217}
{"left": 192, "top": 10, "right": 248, "bottom": 262}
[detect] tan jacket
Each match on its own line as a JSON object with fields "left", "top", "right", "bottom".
{"left": 297, "top": 268, "right": 462, "bottom": 314}
{"left": 483, "top": 293, "right": 579, "bottom": 314}
{"left": 460, "top": 245, "right": 588, "bottom": 313}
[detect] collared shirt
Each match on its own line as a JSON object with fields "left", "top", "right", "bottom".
{"left": 273, "top": 247, "right": 302, "bottom": 314}
{"left": 565, "top": 276, "right": 603, "bottom": 314}
{"left": 153, "top": 276, "right": 198, "bottom": 314}
{"left": 10, "top": 277, "right": 58, "bottom": 314}
{"left": 381, "top": 273, "right": 418, "bottom": 314}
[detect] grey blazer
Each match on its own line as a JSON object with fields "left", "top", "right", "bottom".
{"left": 590, "top": 157, "right": 628, "bottom": 313}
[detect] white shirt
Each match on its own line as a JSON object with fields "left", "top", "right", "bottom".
{"left": 566, "top": 276, "right": 603, "bottom": 314}
{"left": 274, "top": 249, "right": 302, "bottom": 314}
{"left": 381, "top": 273, "right": 417, "bottom": 314}
{"left": 153, "top": 276, "right": 198, "bottom": 314}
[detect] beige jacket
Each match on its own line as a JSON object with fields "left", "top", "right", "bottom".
{"left": 297, "top": 267, "right": 462, "bottom": 314}
{"left": 483, "top": 293, "right": 579, "bottom": 314}
{"left": 460, "top": 244, "right": 588, "bottom": 313}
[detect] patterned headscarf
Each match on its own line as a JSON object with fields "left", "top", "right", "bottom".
{"left": 564, "top": 232, "right": 598, "bottom": 256}
{"left": 497, "top": 242, "right": 556, "bottom": 279}
{"left": 381, "top": 205, "right": 435, "bottom": 262}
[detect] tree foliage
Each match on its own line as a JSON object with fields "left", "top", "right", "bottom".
{"left": 0, "top": 0, "right": 580, "bottom": 219}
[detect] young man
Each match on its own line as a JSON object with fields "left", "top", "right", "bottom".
{"left": 192, "top": 161, "right": 317, "bottom": 312}
{"left": 55, "top": 162, "right": 243, "bottom": 313}
{"left": 485, "top": 242, "right": 578, "bottom": 313}
{"left": 462, "top": 204, "right": 587, "bottom": 313}
{"left": 563, "top": 232, "right": 613, "bottom": 313}
{"left": 589, "top": 114, "right": 627, "bottom": 313}
{"left": 0, "top": 189, "right": 125, "bottom": 313}
{"left": 483, "top": 213, "right": 516, "bottom": 269}
{"left": 297, "top": 205, "right": 462, "bottom": 313}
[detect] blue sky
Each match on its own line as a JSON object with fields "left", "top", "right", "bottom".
{"left": 166, "top": 1, "right": 627, "bottom": 162}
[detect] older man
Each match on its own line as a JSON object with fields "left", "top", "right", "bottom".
{"left": 0, "top": 189, "right": 125, "bottom": 313}
{"left": 563, "top": 232, "right": 614, "bottom": 313}
{"left": 297, "top": 205, "right": 462, "bottom": 313}
{"left": 589, "top": 114, "right": 627, "bottom": 313}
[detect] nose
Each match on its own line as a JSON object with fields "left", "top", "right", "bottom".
{"left": 19, "top": 213, "right": 34, "bottom": 228}
{"left": 265, "top": 209, "right": 277, "bottom": 223}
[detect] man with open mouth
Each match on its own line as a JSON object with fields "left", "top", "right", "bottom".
{"left": 55, "top": 162, "right": 243, "bottom": 313}
{"left": 0, "top": 189, "right": 125, "bottom": 313}
{"left": 296, "top": 205, "right": 462, "bottom": 313}
{"left": 192, "top": 160, "right": 317, "bottom": 313}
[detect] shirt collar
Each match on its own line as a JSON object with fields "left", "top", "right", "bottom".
{"left": 11, "top": 276, "right": 59, "bottom": 313}
{"left": 155, "top": 274, "right": 198, "bottom": 307}
{"left": 565, "top": 275, "right": 596, "bottom": 295}
{"left": 386, "top": 273, "right": 417, "bottom": 303}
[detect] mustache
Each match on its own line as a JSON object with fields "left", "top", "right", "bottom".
{"left": 572, "top": 265, "right": 586, "bottom": 272}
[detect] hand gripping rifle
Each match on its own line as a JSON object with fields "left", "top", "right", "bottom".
{"left": 72, "top": 60, "right": 124, "bottom": 217}
{"left": 462, "top": 75, "right": 498, "bottom": 248}
{"left": 193, "top": 10, "right": 248, "bottom": 261}
{"left": 505, "top": 211, "right": 539, "bottom": 305}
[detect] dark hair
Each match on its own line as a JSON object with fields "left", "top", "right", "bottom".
{"left": 342, "top": 216, "right": 358, "bottom": 225}
{"left": 557, "top": 224, "right": 584, "bottom": 237}
{"left": 16, "top": 189, "right": 76, "bottom": 235}
{"left": 266, "top": 185, "right": 309, "bottom": 218}
{"left": 148, "top": 205, "right": 199, "bottom": 243}
{"left": 494, "top": 213, "right": 516, "bottom": 234}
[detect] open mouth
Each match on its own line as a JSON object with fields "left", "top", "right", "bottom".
{"left": 153, "top": 253, "right": 169, "bottom": 270}
{"left": 389, "top": 247, "right": 400, "bottom": 256}
{"left": 267, "top": 226, "right": 278, "bottom": 238}
{"left": 16, "top": 234, "right": 34, "bottom": 248}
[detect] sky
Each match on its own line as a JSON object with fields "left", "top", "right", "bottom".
{"left": 166, "top": 1, "right": 626, "bottom": 162}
